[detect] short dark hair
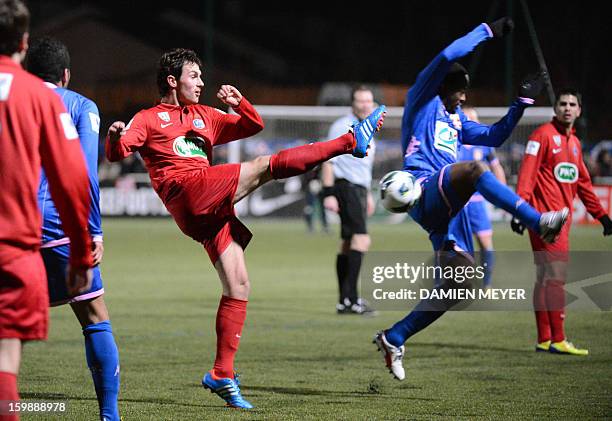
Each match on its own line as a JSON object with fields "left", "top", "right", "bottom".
{"left": 440, "top": 61, "right": 470, "bottom": 96}
{"left": 443, "top": 62, "right": 470, "bottom": 92}
{"left": 27, "top": 37, "right": 70, "bottom": 83}
{"left": 0, "top": 0, "right": 29, "bottom": 56}
{"left": 351, "top": 84, "right": 373, "bottom": 101}
{"left": 555, "top": 88, "right": 582, "bottom": 108}
{"left": 157, "top": 48, "right": 202, "bottom": 96}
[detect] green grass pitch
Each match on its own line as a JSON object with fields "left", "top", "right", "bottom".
{"left": 20, "top": 219, "right": 612, "bottom": 420}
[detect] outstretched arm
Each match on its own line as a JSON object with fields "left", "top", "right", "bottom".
{"left": 406, "top": 23, "right": 495, "bottom": 112}
{"left": 210, "top": 85, "right": 264, "bottom": 146}
{"left": 462, "top": 72, "right": 545, "bottom": 147}
{"left": 105, "top": 111, "right": 148, "bottom": 162}
{"left": 461, "top": 100, "right": 530, "bottom": 147}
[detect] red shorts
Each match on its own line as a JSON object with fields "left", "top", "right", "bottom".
{"left": 163, "top": 164, "right": 252, "bottom": 263}
{"left": 529, "top": 218, "right": 570, "bottom": 264}
{"left": 0, "top": 250, "right": 48, "bottom": 340}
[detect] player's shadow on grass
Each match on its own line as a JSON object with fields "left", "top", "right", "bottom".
{"left": 245, "top": 354, "right": 374, "bottom": 363}
{"left": 20, "top": 392, "right": 220, "bottom": 408}
{"left": 411, "top": 342, "right": 532, "bottom": 354}
{"left": 245, "top": 385, "right": 437, "bottom": 401}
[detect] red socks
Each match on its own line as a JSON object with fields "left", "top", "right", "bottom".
{"left": 546, "top": 279, "right": 566, "bottom": 343}
{"left": 212, "top": 295, "right": 247, "bottom": 379}
{"left": 0, "top": 372, "right": 19, "bottom": 421}
{"left": 269, "top": 133, "right": 354, "bottom": 179}
{"left": 534, "top": 279, "right": 566, "bottom": 343}
{"left": 533, "top": 281, "right": 551, "bottom": 343}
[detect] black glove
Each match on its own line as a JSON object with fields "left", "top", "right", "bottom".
{"left": 488, "top": 17, "right": 514, "bottom": 38}
{"left": 519, "top": 72, "right": 546, "bottom": 100}
{"left": 510, "top": 217, "right": 525, "bottom": 235}
{"left": 599, "top": 215, "right": 612, "bottom": 236}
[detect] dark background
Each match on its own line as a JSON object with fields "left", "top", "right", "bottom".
{"left": 27, "top": 0, "right": 609, "bottom": 142}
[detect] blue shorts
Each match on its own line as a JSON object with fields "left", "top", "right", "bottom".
{"left": 409, "top": 165, "right": 472, "bottom": 252}
{"left": 466, "top": 199, "right": 493, "bottom": 235}
{"left": 41, "top": 244, "right": 104, "bottom": 307}
{"left": 448, "top": 208, "right": 474, "bottom": 254}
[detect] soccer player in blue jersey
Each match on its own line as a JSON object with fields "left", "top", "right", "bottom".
{"left": 458, "top": 106, "right": 506, "bottom": 288}
{"left": 28, "top": 37, "right": 120, "bottom": 420}
{"left": 374, "top": 18, "right": 569, "bottom": 380}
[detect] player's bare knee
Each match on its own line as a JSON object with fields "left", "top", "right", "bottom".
{"left": 250, "top": 155, "right": 273, "bottom": 187}
{"left": 253, "top": 155, "right": 271, "bottom": 175}
{"left": 351, "top": 234, "right": 370, "bottom": 252}
{"left": 227, "top": 275, "right": 250, "bottom": 298}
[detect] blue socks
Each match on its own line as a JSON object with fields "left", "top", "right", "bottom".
{"left": 482, "top": 248, "right": 495, "bottom": 288}
{"left": 83, "top": 320, "right": 120, "bottom": 421}
{"left": 475, "top": 171, "right": 540, "bottom": 232}
{"left": 385, "top": 300, "right": 447, "bottom": 347}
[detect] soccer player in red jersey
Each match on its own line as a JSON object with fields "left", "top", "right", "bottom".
{"left": 0, "top": 1, "right": 93, "bottom": 419}
{"left": 512, "top": 89, "right": 612, "bottom": 355}
{"left": 106, "top": 48, "right": 385, "bottom": 408}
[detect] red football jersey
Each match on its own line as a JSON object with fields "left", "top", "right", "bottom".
{"left": 516, "top": 119, "right": 605, "bottom": 220}
{"left": 106, "top": 98, "right": 264, "bottom": 200}
{"left": 0, "top": 56, "right": 92, "bottom": 269}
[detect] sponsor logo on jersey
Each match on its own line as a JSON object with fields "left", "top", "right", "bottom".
{"left": 157, "top": 112, "right": 170, "bottom": 122}
{"left": 193, "top": 118, "right": 205, "bottom": 129}
{"left": 525, "top": 140, "right": 540, "bottom": 156}
{"left": 553, "top": 135, "right": 561, "bottom": 146}
{"left": 473, "top": 148, "right": 483, "bottom": 161}
{"left": 172, "top": 136, "right": 208, "bottom": 159}
{"left": 552, "top": 148, "right": 562, "bottom": 154}
{"left": 160, "top": 122, "right": 173, "bottom": 128}
{"left": 0, "top": 73, "right": 14, "bottom": 101}
{"left": 554, "top": 162, "right": 578, "bottom": 183}
{"left": 434, "top": 121, "right": 458, "bottom": 158}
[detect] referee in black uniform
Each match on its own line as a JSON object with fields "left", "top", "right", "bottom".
{"left": 322, "top": 85, "right": 377, "bottom": 315}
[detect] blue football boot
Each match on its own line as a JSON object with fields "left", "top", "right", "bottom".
{"left": 351, "top": 105, "right": 386, "bottom": 157}
{"left": 202, "top": 371, "right": 253, "bottom": 409}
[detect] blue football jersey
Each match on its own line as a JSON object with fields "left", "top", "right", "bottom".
{"left": 38, "top": 85, "right": 102, "bottom": 244}
{"left": 401, "top": 23, "right": 530, "bottom": 179}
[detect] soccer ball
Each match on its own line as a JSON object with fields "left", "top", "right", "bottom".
{"left": 379, "top": 171, "right": 422, "bottom": 213}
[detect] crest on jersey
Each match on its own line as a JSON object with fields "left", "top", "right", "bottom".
{"left": 193, "top": 118, "right": 205, "bottom": 129}
{"left": 554, "top": 162, "right": 578, "bottom": 183}
{"left": 553, "top": 135, "right": 561, "bottom": 146}
{"left": 434, "top": 121, "right": 458, "bottom": 158}
{"left": 157, "top": 112, "right": 170, "bottom": 122}
{"left": 573, "top": 146, "right": 578, "bottom": 156}
{"left": 172, "top": 136, "right": 207, "bottom": 159}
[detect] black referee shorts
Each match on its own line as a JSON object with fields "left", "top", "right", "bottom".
{"left": 335, "top": 179, "right": 368, "bottom": 240}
